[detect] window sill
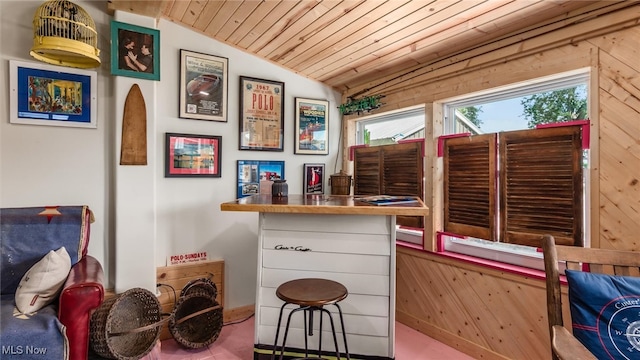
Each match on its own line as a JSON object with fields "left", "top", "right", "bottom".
{"left": 396, "top": 241, "right": 548, "bottom": 282}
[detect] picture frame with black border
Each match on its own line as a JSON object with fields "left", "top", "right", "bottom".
{"left": 295, "top": 97, "right": 329, "bottom": 155}
{"left": 239, "top": 76, "right": 284, "bottom": 151}
{"left": 303, "top": 163, "right": 325, "bottom": 195}
{"left": 179, "top": 49, "right": 228, "bottom": 122}
{"left": 165, "top": 132, "right": 221, "bottom": 178}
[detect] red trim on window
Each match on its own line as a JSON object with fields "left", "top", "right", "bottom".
{"left": 535, "top": 119, "right": 590, "bottom": 149}
{"left": 397, "top": 138, "right": 426, "bottom": 157}
{"left": 398, "top": 225, "right": 425, "bottom": 247}
{"left": 437, "top": 133, "right": 471, "bottom": 157}
{"left": 435, "top": 231, "right": 467, "bottom": 252}
{"left": 397, "top": 242, "right": 556, "bottom": 282}
{"left": 349, "top": 144, "right": 368, "bottom": 161}
{"left": 396, "top": 240, "right": 424, "bottom": 250}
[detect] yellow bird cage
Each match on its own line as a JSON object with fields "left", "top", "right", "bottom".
{"left": 30, "top": 0, "right": 100, "bottom": 69}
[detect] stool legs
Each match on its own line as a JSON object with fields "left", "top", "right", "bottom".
{"left": 271, "top": 303, "right": 349, "bottom": 360}
{"left": 271, "top": 302, "right": 287, "bottom": 359}
{"left": 335, "top": 303, "right": 350, "bottom": 360}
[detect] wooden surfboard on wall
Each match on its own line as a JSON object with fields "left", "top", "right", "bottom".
{"left": 120, "top": 84, "right": 147, "bottom": 165}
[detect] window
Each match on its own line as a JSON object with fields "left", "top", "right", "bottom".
{"left": 441, "top": 70, "right": 590, "bottom": 269}
{"left": 356, "top": 106, "right": 425, "bottom": 145}
{"left": 353, "top": 106, "right": 426, "bottom": 241}
{"left": 443, "top": 125, "right": 584, "bottom": 244}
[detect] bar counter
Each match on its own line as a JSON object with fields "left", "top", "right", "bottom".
{"left": 220, "top": 194, "right": 429, "bottom": 216}
{"left": 221, "top": 194, "right": 428, "bottom": 360}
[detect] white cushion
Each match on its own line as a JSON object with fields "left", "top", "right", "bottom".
{"left": 15, "top": 247, "right": 71, "bottom": 313}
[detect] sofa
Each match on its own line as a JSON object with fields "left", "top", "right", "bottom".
{"left": 0, "top": 205, "right": 104, "bottom": 360}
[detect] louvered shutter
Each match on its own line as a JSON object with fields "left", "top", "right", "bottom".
{"left": 382, "top": 142, "right": 424, "bottom": 228}
{"left": 353, "top": 141, "right": 425, "bottom": 228}
{"left": 500, "top": 126, "right": 583, "bottom": 247}
{"left": 443, "top": 134, "right": 497, "bottom": 240}
{"left": 353, "top": 147, "right": 381, "bottom": 195}
{"left": 381, "top": 142, "right": 423, "bottom": 196}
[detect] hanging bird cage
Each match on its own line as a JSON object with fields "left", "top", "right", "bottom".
{"left": 30, "top": 0, "right": 100, "bottom": 68}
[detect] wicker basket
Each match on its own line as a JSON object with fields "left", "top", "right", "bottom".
{"left": 169, "top": 286, "right": 223, "bottom": 349}
{"left": 330, "top": 170, "right": 352, "bottom": 195}
{"left": 180, "top": 277, "right": 218, "bottom": 299}
{"left": 90, "top": 287, "right": 168, "bottom": 360}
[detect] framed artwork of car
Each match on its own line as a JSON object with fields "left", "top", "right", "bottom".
{"left": 179, "top": 49, "right": 229, "bottom": 122}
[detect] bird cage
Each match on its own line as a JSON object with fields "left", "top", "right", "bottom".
{"left": 30, "top": 0, "right": 100, "bottom": 69}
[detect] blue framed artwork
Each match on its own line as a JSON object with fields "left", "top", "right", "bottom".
{"left": 110, "top": 20, "right": 160, "bottom": 81}
{"left": 237, "top": 160, "right": 285, "bottom": 198}
{"left": 9, "top": 60, "right": 97, "bottom": 128}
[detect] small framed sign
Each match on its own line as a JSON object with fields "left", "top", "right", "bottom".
{"left": 303, "top": 163, "right": 325, "bottom": 195}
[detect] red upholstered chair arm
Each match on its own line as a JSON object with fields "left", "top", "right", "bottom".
{"left": 58, "top": 255, "right": 105, "bottom": 360}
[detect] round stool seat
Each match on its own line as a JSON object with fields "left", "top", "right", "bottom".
{"left": 276, "top": 278, "right": 348, "bottom": 307}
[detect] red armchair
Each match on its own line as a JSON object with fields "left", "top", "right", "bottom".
{"left": 59, "top": 255, "right": 104, "bottom": 360}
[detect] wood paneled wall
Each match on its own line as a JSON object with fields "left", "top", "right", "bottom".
{"left": 341, "top": 5, "right": 640, "bottom": 359}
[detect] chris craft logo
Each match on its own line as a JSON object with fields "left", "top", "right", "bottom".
{"left": 2, "top": 345, "right": 48, "bottom": 355}
{"left": 275, "top": 245, "right": 311, "bottom": 252}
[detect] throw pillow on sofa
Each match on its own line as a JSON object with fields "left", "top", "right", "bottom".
{"left": 15, "top": 246, "right": 71, "bottom": 313}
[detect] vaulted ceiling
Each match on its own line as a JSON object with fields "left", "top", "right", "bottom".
{"left": 106, "top": 1, "right": 634, "bottom": 94}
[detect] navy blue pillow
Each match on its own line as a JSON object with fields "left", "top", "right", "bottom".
{"left": 565, "top": 269, "right": 640, "bottom": 359}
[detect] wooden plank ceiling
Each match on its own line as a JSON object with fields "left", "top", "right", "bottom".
{"left": 107, "top": 0, "right": 631, "bottom": 93}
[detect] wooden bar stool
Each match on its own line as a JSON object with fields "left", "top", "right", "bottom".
{"left": 271, "top": 278, "right": 350, "bottom": 360}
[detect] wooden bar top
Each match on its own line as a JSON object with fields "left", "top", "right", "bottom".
{"left": 220, "top": 194, "right": 429, "bottom": 216}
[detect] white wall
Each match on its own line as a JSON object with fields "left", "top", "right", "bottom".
{"left": 0, "top": 1, "right": 341, "bottom": 309}
{"left": 0, "top": 1, "right": 112, "bottom": 277}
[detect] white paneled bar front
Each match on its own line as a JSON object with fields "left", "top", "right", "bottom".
{"left": 221, "top": 194, "right": 428, "bottom": 360}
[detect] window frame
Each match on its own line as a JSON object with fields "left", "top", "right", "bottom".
{"left": 437, "top": 69, "right": 591, "bottom": 269}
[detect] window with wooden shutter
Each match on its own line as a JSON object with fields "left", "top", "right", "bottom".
{"left": 500, "top": 126, "right": 583, "bottom": 247}
{"left": 353, "top": 146, "right": 381, "bottom": 195}
{"left": 353, "top": 141, "right": 424, "bottom": 227}
{"left": 443, "top": 134, "right": 497, "bottom": 240}
{"left": 442, "top": 125, "right": 583, "bottom": 247}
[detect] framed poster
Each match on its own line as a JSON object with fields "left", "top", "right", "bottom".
{"left": 239, "top": 76, "right": 284, "bottom": 151}
{"left": 303, "top": 163, "right": 325, "bottom": 195}
{"left": 9, "top": 60, "right": 97, "bottom": 128}
{"left": 237, "top": 160, "right": 285, "bottom": 198}
{"left": 295, "top": 97, "right": 329, "bottom": 155}
{"left": 179, "top": 49, "right": 228, "bottom": 122}
{"left": 165, "top": 133, "right": 221, "bottom": 177}
{"left": 111, "top": 20, "right": 160, "bottom": 81}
